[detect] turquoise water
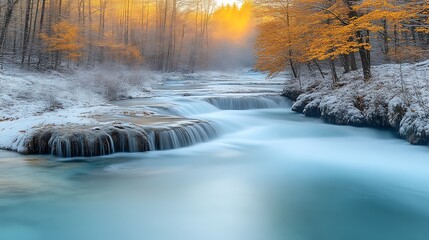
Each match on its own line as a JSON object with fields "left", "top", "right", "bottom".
{"left": 1, "top": 73, "right": 429, "bottom": 240}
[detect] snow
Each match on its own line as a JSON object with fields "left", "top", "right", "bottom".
{"left": 284, "top": 61, "right": 429, "bottom": 145}
{"left": 0, "top": 67, "right": 153, "bottom": 152}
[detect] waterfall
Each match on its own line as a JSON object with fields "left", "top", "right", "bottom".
{"left": 30, "top": 125, "right": 152, "bottom": 158}
{"left": 145, "top": 96, "right": 289, "bottom": 117}
{"left": 147, "top": 99, "right": 219, "bottom": 117}
{"left": 204, "top": 96, "right": 289, "bottom": 110}
{"left": 28, "top": 121, "right": 221, "bottom": 158}
{"left": 149, "top": 121, "right": 221, "bottom": 150}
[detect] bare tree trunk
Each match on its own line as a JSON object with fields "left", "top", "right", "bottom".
{"left": 160, "top": 0, "right": 168, "bottom": 70}
{"left": 27, "top": 0, "right": 40, "bottom": 66}
{"left": 330, "top": 59, "right": 339, "bottom": 84}
{"left": 289, "top": 58, "right": 298, "bottom": 78}
{"left": 356, "top": 30, "right": 371, "bottom": 80}
{"left": 21, "top": 0, "right": 33, "bottom": 65}
{"left": 382, "top": 19, "right": 389, "bottom": 56}
{"left": 141, "top": 0, "right": 150, "bottom": 55}
{"left": 349, "top": 52, "right": 357, "bottom": 71}
{"left": 313, "top": 60, "right": 325, "bottom": 79}
{"left": 54, "top": 0, "right": 63, "bottom": 68}
{"left": 98, "top": 0, "right": 107, "bottom": 63}
{"left": 345, "top": 0, "right": 371, "bottom": 80}
{"left": 341, "top": 54, "right": 351, "bottom": 73}
{"left": 87, "top": 0, "right": 93, "bottom": 66}
{"left": 189, "top": 1, "right": 199, "bottom": 73}
{"left": 0, "top": 0, "right": 20, "bottom": 53}
{"left": 166, "top": 0, "right": 177, "bottom": 72}
{"left": 176, "top": 14, "right": 188, "bottom": 71}
{"left": 36, "top": 0, "right": 46, "bottom": 68}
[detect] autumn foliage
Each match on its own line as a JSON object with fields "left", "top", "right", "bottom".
{"left": 254, "top": 0, "right": 429, "bottom": 81}
{"left": 41, "top": 21, "right": 82, "bottom": 62}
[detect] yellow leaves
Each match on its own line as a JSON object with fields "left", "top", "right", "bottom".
{"left": 356, "top": 0, "right": 398, "bottom": 11}
{"left": 41, "top": 21, "right": 83, "bottom": 61}
{"left": 416, "top": 26, "right": 429, "bottom": 34}
{"left": 254, "top": 0, "right": 313, "bottom": 75}
{"left": 304, "top": 22, "right": 362, "bottom": 61}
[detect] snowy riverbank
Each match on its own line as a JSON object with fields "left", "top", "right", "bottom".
{"left": 0, "top": 66, "right": 157, "bottom": 153}
{"left": 283, "top": 60, "right": 429, "bottom": 145}
{"left": 0, "top": 66, "right": 285, "bottom": 156}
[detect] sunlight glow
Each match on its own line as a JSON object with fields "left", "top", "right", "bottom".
{"left": 211, "top": 1, "right": 254, "bottom": 44}
{"left": 216, "top": 0, "right": 242, "bottom": 7}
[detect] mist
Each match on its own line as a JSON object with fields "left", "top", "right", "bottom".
{"left": 207, "top": 35, "right": 256, "bottom": 71}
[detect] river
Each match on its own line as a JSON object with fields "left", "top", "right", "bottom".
{"left": 1, "top": 71, "right": 429, "bottom": 240}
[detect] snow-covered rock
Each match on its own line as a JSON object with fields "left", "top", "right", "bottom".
{"left": 26, "top": 120, "right": 220, "bottom": 157}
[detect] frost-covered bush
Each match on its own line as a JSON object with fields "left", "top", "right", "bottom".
{"left": 125, "top": 72, "right": 146, "bottom": 86}
{"left": 43, "top": 94, "right": 64, "bottom": 112}
{"left": 76, "top": 68, "right": 155, "bottom": 101}
{"left": 102, "top": 77, "right": 126, "bottom": 101}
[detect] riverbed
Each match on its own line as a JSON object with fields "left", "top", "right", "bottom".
{"left": 1, "top": 72, "right": 429, "bottom": 240}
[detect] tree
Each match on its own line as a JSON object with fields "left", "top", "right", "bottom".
{"left": 40, "top": 21, "right": 82, "bottom": 66}
{"left": 0, "top": 0, "right": 19, "bottom": 57}
{"left": 254, "top": 0, "right": 307, "bottom": 79}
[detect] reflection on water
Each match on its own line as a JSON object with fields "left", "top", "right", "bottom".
{"left": 1, "top": 73, "right": 429, "bottom": 240}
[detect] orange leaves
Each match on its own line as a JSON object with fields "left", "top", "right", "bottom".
{"left": 255, "top": 19, "right": 293, "bottom": 76}
{"left": 254, "top": 0, "right": 309, "bottom": 76}
{"left": 40, "top": 21, "right": 83, "bottom": 61}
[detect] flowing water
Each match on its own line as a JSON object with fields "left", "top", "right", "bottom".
{"left": 1, "top": 71, "right": 429, "bottom": 240}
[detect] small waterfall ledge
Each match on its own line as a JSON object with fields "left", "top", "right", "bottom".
{"left": 204, "top": 96, "right": 289, "bottom": 110}
{"left": 148, "top": 96, "right": 290, "bottom": 117}
{"left": 24, "top": 120, "right": 221, "bottom": 158}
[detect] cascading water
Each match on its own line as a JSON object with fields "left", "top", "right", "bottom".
{"left": 150, "top": 121, "right": 221, "bottom": 150}
{"left": 146, "top": 98, "right": 219, "bottom": 117}
{"left": 28, "top": 120, "right": 221, "bottom": 158}
{"left": 29, "top": 124, "right": 152, "bottom": 158}
{"left": 204, "top": 95, "right": 290, "bottom": 110}
{"left": 144, "top": 95, "right": 290, "bottom": 117}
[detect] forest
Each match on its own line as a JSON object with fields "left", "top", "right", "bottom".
{"left": 0, "top": 0, "right": 254, "bottom": 71}
{"left": 254, "top": 0, "right": 429, "bottom": 82}
{"left": 1, "top": 0, "right": 428, "bottom": 78}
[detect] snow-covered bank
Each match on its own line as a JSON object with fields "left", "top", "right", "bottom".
{"left": 0, "top": 66, "right": 285, "bottom": 156}
{"left": 0, "top": 66, "right": 158, "bottom": 153}
{"left": 283, "top": 61, "right": 429, "bottom": 145}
